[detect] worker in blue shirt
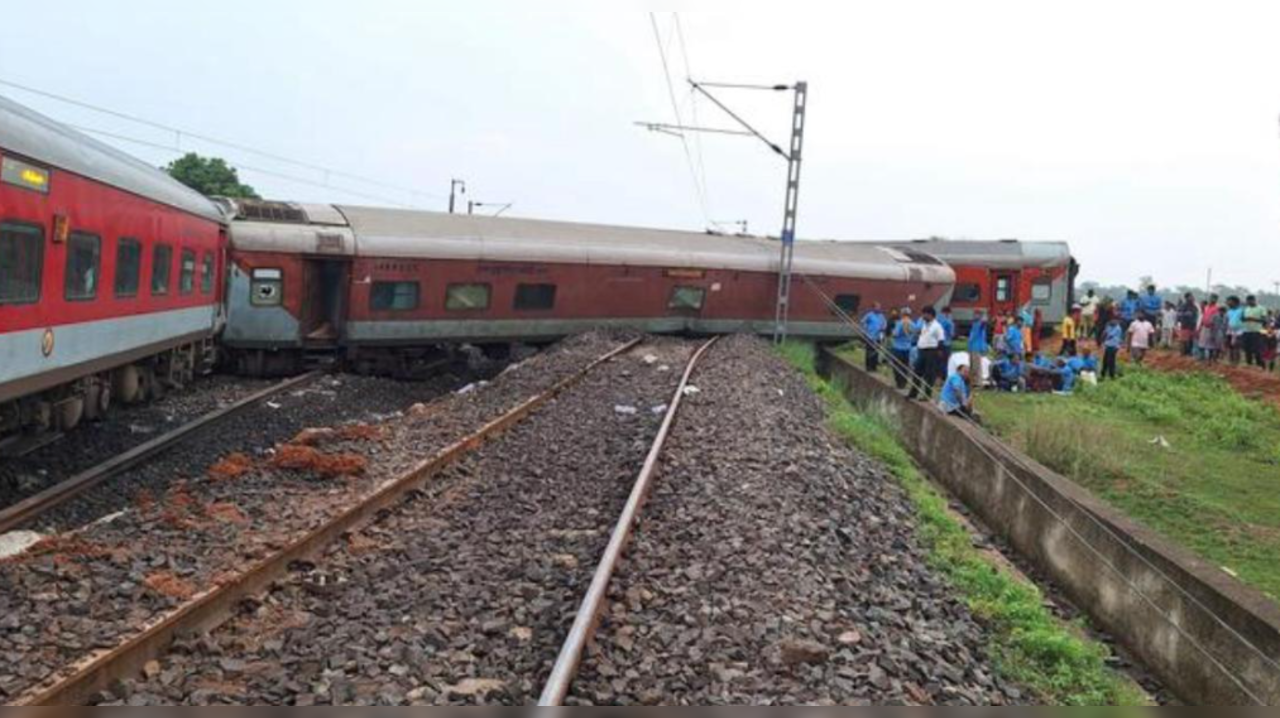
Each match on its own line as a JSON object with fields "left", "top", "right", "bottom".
{"left": 993, "top": 354, "right": 1026, "bottom": 392}
{"left": 1004, "top": 317, "right": 1026, "bottom": 359}
{"left": 939, "top": 306, "right": 957, "bottom": 364}
{"left": 890, "top": 308, "right": 918, "bottom": 390}
{"left": 1068, "top": 349, "right": 1099, "bottom": 375}
{"left": 861, "top": 303, "right": 888, "bottom": 373}
{"left": 1141, "top": 285, "right": 1163, "bottom": 320}
{"left": 939, "top": 363, "right": 976, "bottom": 420}
{"left": 969, "top": 310, "right": 990, "bottom": 355}
{"left": 1102, "top": 318, "right": 1125, "bottom": 380}
{"left": 1120, "top": 291, "right": 1141, "bottom": 324}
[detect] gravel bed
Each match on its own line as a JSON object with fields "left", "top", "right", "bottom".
{"left": 96, "top": 337, "right": 693, "bottom": 705}
{"left": 0, "top": 332, "right": 631, "bottom": 704}
{"left": 567, "top": 335, "right": 1026, "bottom": 705}
{"left": 0, "top": 376, "right": 274, "bottom": 510}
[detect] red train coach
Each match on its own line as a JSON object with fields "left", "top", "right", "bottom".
{"left": 0, "top": 95, "right": 227, "bottom": 439}
{"left": 885, "top": 239, "right": 1077, "bottom": 332}
{"left": 221, "top": 201, "right": 956, "bottom": 375}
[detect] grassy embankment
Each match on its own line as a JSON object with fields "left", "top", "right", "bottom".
{"left": 979, "top": 364, "right": 1280, "bottom": 600}
{"left": 780, "top": 342, "right": 1148, "bottom": 706}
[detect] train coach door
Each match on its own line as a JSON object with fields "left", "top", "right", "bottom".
{"left": 302, "top": 258, "right": 350, "bottom": 347}
{"left": 992, "top": 271, "right": 1019, "bottom": 319}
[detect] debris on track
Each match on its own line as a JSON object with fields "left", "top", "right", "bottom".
{"left": 96, "top": 337, "right": 691, "bottom": 705}
{"left": 0, "top": 332, "right": 630, "bottom": 704}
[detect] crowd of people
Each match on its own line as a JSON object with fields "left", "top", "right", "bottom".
{"left": 857, "top": 285, "right": 1280, "bottom": 420}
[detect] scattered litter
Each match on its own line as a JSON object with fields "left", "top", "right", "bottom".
{"left": 266, "top": 402, "right": 283, "bottom": 410}
{"left": 90, "top": 511, "right": 128, "bottom": 528}
{"left": 1223, "top": 566, "right": 1240, "bottom": 578}
{"left": 128, "top": 424, "right": 156, "bottom": 435}
{"left": 777, "top": 389, "right": 786, "bottom": 397}
{"left": 1149, "top": 436, "right": 1172, "bottom": 450}
{"left": 456, "top": 381, "right": 490, "bottom": 396}
{"left": 683, "top": 386, "right": 702, "bottom": 397}
{"left": 0, "top": 531, "right": 43, "bottom": 560}
{"left": 642, "top": 355, "right": 659, "bottom": 365}
{"left": 657, "top": 365, "right": 671, "bottom": 373}
{"left": 614, "top": 405, "right": 638, "bottom": 416}
{"left": 651, "top": 405, "right": 669, "bottom": 415}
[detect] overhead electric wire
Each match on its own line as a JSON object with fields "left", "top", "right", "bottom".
{"left": 649, "top": 13, "right": 712, "bottom": 227}
{"left": 800, "top": 275, "right": 1273, "bottom": 705}
{"left": 674, "top": 13, "right": 713, "bottom": 222}
{"left": 0, "top": 77, "right": 444, "bottom": 203}
{"left": 68, "top": 123, "right": 415, "bottom": 209}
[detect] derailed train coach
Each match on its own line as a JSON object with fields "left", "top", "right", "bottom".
{"left": 219, "top": 200, "right": 956, "bottom": 375}
{"left": 0, "top": 95, "right": 226, "bottom": 439}
{"left": 883, "top": 239, "right": 1077, "bottom": 333}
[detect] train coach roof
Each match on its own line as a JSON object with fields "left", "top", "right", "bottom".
{"left": 324, "top": 205, "right": 955, "bottom": 283}
{"left": 882, "top": 240, "right": 1073, "bottom": 269}
{"left": 0, "top": 94, "right": 225, "bottom": 224}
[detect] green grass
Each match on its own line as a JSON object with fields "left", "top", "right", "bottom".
{"left": 780, "top": 342, "right": 1148, "bottom": 706}
{"left": 977, "top": 365, "right": 1280, "bottom": 600}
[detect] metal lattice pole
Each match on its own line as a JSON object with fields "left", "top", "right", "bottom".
{"left": 774, "top": 82, "right": 808, "bottom": 343}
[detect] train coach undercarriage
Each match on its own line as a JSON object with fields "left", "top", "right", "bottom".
{"left": 0, "top": 339, "right": 216, "bottom": 447}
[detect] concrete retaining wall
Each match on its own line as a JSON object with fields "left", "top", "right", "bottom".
{"left": 817, "top": 348, "right": 1280, "bottom": 705}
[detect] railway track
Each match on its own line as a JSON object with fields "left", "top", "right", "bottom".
{"left": 0, "top": 372, "right": 323, "bottom": 536}
{"left": 7, "top": 335, "right": 642, "bottom": 706}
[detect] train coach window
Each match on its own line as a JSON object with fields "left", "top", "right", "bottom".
{"left": 0, "top": 222, "right": 43, "bottom": 305}
{"left": 65, "top": 232, "right": 101, "bottom": 301}
{"left": 954, "top": 283, "right": 982, "bottom": 304}
{"left": 201, "top": 252, "right": 215, "bottom": 294}
{"left": 371, "top": 281, "right": 420, "bottom": 311}
{"left": 995, "top": 276, "right": 1012, "bottom": 303}
{"left": 446, "top": 283, "right": 491, "bottom": 311}
{"left": 668, "top": 286, "right": 707, "bottom": 311}
{"left": 1032, "top": 280, "right": 1053, "bottom": 304}
{"left": 250, "top": 268, "right": 284, "bottom": 307}
{"left": 114, "top": 238, "right": 142, "bottom": 298}
{"left": 152, "top": 244, "right": 173, "bottom": 296}
{"left": 514, "top": 283, "right": 557, "bottom": 311}
{"left": 834, "top": 294, "right": 862, "bottom": 315}
{"left": 179, "top": 250, "right": 197, "bottom": 295}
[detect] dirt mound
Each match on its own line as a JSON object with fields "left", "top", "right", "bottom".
{"left": 208, "top": 453, "right": 255, "bottom": 481}
{"left": 1145, "top": 352, "right": 1280, "bottom": 409}
{"left": 270, "top": 444, "right": 368, "bottom": 478}
{"left": 144, "top": 572, "right": 197, "bottom": 600}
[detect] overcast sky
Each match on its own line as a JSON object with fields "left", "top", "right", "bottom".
{"left": 3, "top": 0, "right": 1280, "bottom": 290}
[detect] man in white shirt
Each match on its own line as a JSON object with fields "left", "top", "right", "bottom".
{"left": 1080, "top": 289, "right": 1101, "bottom": 339}
{"left": 1128, "top": 315, "right": 1157, "bottom": 365}
{"left": 909, "top": 307, "right": 947, "bottom": 401}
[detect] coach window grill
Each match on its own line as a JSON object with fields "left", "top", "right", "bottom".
{"left": 0, "top": 222, "right": 43, "bottom": 305}
{"left": 64, "top": 232, "right": 101, "bottom": 301}
{"left": 446, "top": 283, "right": 491, "bottom": 311}
{"left": 114, "top": 238, "right": 142, "bottom": 298}
{"left": 152, "top": 245, "right": 173, "bottom": 296}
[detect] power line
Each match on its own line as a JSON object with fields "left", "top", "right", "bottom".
{"left": 648, "top": 13, "right": 712, "bottom": 227}
{"left": 0, "top": 77, "right": 445, "bottom": 203}
{"left": 674, "top": 13, "right": 713, "bottom": 221}
{"left": 68, "top": 123, "right": 416, "bottom": 209}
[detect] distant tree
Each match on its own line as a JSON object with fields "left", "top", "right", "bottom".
{"left": 164, "top": 153, "right": 260, "bottom": 199}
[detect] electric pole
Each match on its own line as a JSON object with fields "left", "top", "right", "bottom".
{"left": 773, "top": 82, "right": 808, "bottom": 344}
{"left": 640, "top": 79, "right": 810, "bottom": 343}
{"left": 448, "top": 179, "right": 467, "bottom": 214}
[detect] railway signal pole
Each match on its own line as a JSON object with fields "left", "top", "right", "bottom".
{"left": 641, "top": 80, "right": 810, "bottom": 343}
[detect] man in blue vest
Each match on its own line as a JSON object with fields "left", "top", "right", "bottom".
{"left": 861, "top": 303, "right": 888, "bottom": 373}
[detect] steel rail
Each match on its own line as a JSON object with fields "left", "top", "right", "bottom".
{"left": 13, "top": 338, "right": 643, "bottom": 706}
{"left": 539, "top": 336, "right": 719, "bottom": 706}
{"left": 0, "top": 371, "right": 325, "bottom": 535}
